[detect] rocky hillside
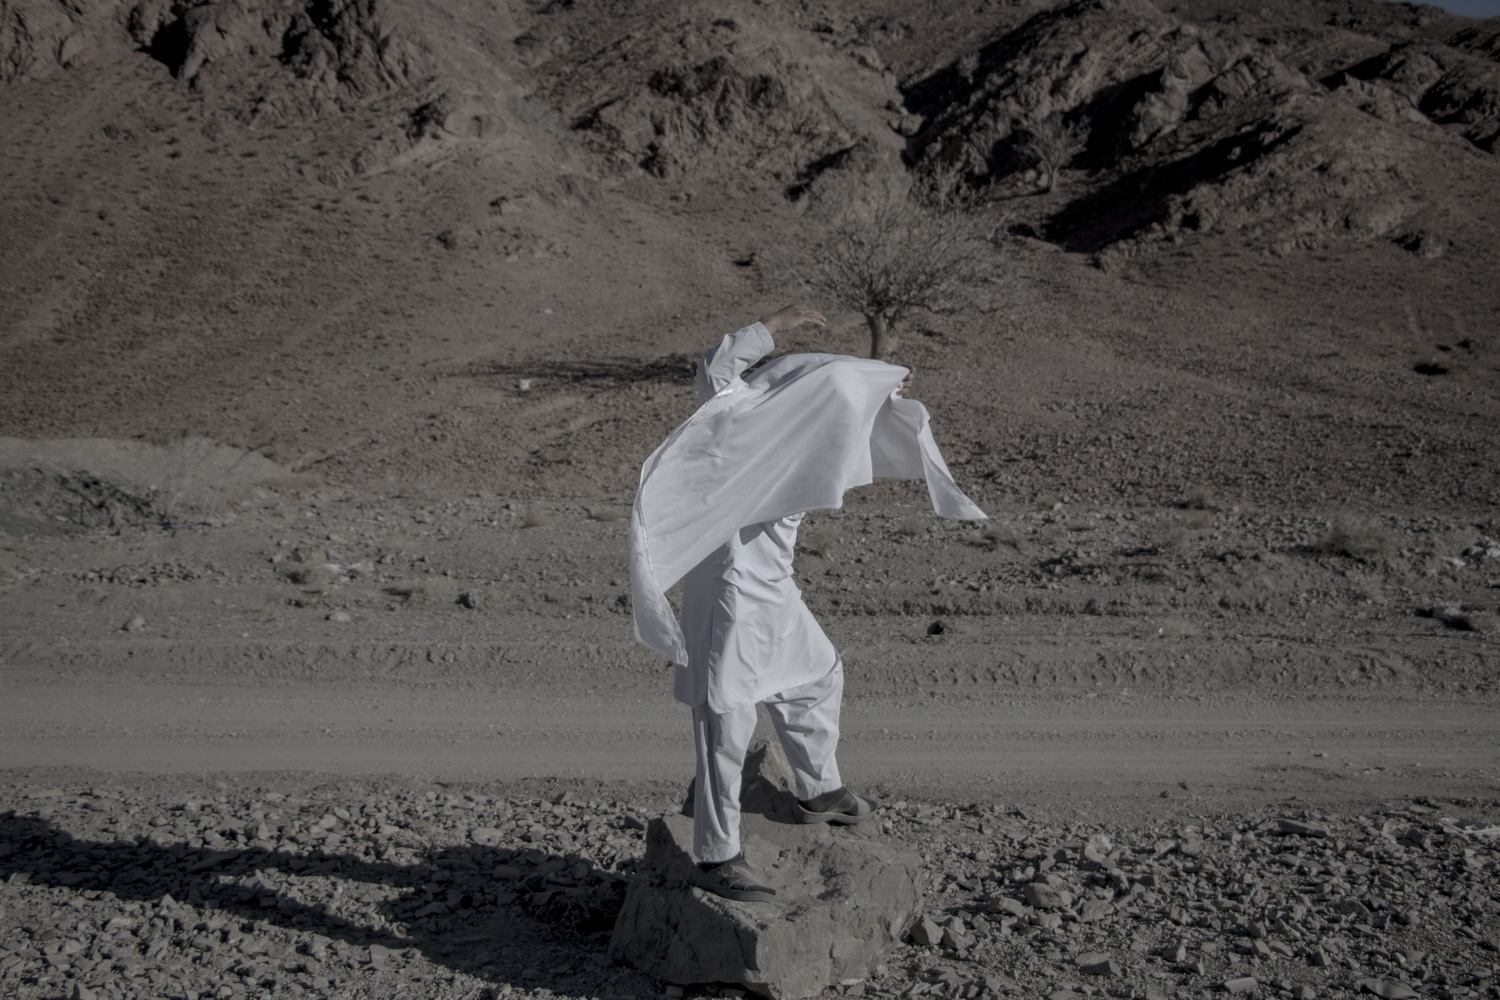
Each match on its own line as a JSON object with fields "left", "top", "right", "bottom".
{"left": 1, "top": 0, "right": 1497, "bottom": 513}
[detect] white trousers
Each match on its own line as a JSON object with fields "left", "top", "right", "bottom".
{"left": 691, "top": 658, "right": 845, "bottom": 864}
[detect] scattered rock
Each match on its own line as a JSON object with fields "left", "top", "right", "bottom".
{"left": 0, "top": 772, "right": 1497, "bottom": 1000}
{"left": 326, "top": 610, "right": 350, "bottom": 622}
{"left": 122, "top": 614, "right": 146, "bottom": 631}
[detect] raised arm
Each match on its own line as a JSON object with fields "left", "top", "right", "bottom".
{"left": 696, "top": 305, "right": 827, "bottom": 401}
{"left": 697, "top": 323, "right": 775, "bottom": 401}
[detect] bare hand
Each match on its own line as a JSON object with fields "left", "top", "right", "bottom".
{"left": 759, "top": 305, "right": 826, "bottom": 336}
{"left": 897, "top": 367, "right": 916, "bottom": 397}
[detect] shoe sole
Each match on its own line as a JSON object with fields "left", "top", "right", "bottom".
{"left": 691, "top": 868, "right": 776, "bottom": 903}
{"left": 701, "top": 884, "right": 776, "bottom": 902}
{"left": 797, "top": 797, "right": 872, "bottom": 825}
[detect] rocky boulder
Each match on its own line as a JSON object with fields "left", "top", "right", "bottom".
{"left": 608, "top": 740, "right": 921, "bottom": 1000}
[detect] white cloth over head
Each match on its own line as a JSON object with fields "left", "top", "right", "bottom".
{"left": 629, "top": 321, "right": 988, "bottom": 675}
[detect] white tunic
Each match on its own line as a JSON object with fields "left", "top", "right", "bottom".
{"left": 628, "top": 321, "right": 988, "bottom": 712}
{"left": 676, "top": 325, "right": 837, "bottom": 711}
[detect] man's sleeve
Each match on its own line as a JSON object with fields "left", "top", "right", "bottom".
{"left": 696, "top": 322, "right": 775, "bottom": 401}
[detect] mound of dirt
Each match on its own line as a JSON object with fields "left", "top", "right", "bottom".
{"left": 0, "top": 467, "right": 161, "bottom": 536}
{"left": 0, "top": 436, "right": 299, "bottom": 534}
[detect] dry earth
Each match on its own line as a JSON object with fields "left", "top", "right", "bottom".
{"left": 3, "top": 0, "right": 1500, "bottom": 998}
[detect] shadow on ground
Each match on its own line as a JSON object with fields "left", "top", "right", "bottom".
{"left": 0, "top": 813, "right": 633, "bottom": 997}
{"left": 467, "top": 355, "right": 699, "bottom": 389}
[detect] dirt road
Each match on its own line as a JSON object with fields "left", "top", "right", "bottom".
{"left": 5, "top": 636, "right": 1496, "bottom": 819}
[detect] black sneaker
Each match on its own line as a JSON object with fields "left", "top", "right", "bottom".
{"left": 693, "top": 855, "right": 776, "bottom": 902}
{"left": 796, "top": 787, "right": 873, "bottom": 825}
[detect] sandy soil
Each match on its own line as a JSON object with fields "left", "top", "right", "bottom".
{"left": 3, "top": 490, "right": 1496, "bottom": 812}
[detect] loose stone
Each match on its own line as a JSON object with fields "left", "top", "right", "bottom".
{"left": 1277, "top": 819, "right": 1330, "bottom": 838}
{"left": 911, "top": 917, "right": 942, "bottom": 947}
{"left": 1024, "top": 883, "right": 1073, "bottom": 910}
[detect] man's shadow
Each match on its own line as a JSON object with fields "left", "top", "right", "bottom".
{"left": 0, "top": 811, "right": 637, "bottom": 997}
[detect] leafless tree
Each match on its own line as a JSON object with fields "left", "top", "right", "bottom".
{"left": 794, "top": 171, "right": 993, "bottom": 361}
{"left": 1027, "top": 113, "right": 1088, "bottom": 193}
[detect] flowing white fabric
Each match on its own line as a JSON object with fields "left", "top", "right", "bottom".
{"left": 629, "top": 326, "right": 988, "bottom": 669}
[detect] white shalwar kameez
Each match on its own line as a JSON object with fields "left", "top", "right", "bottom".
{"left": 629, "top": 321, "right": 986, "bottom": 863}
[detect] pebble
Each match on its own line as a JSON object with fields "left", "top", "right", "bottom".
{"left": 1224, "top": 976, "right": 1258, "bottom": 994}
{"left": 1076, "top": 952, "right": 1120, "bottom": 977}
{"left": 1082, "top": 833, "right": 1113, "bottom": 866}
{"left": 1078, "top": 898, "right": 1114, "bottom": 922}
{"left": 911, "top": 917, "right": 942, "bottom": 947}
{"left": 326, "top": 610, "right": 350, "bottom": 622}
{"left": 984, "top": 894, "right": 1027, "bottom": 919}
{"left": 1277, "top": 819, "right": 1330, "bottom": 837}
{"left": 121, "top": 614, "right": 146, "bottom": 631}
{"left": 1023, "top": 882, "right": 1073, "bottom": 910}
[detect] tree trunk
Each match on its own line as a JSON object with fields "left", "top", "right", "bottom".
{"left": 866, "top": 313, "right": 894, "bottom": 361}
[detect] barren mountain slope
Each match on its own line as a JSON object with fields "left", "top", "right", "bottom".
{"left": 0, "top": 0, "right": 1497, "bottom": 514}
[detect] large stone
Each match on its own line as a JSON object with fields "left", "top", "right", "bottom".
{"left": 910, "top": 916, "right": 942, "bottom": 946}
{"left": 1276, "top": 819, "right": 1330, "bottom": 838}
{"left": 1023, "top": 882, "right": 1074, "bottom": 910}
{"left": 609, "top": 740, "right": 922, "bottom": 1000}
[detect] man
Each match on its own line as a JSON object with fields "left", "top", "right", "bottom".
{"left": 629, "top": 305, "right": 986, "bottom": 902}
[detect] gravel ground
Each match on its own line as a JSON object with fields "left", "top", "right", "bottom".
{"left": 2, "top": 772, "right": 1496, "bottom": 1000}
